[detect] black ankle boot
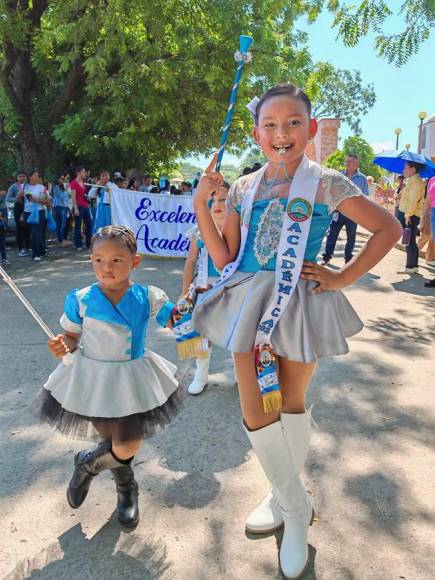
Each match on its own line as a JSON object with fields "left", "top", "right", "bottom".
{"left": 67, "top": 441, "right": 123, "bottom": 509}
{"left": 111, "top": 463, "right": 139, "bottom": 528}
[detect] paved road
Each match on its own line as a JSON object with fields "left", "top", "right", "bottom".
{"left": 0, "top": 235, "right": 434, "bottom": 579}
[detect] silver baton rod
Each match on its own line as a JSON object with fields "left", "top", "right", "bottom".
{"left": 0, "top": 266, "right": 72, "bottom": 364}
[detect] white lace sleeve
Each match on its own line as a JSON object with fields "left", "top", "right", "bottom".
{"left": 185, "top": 225, "right": 201, "bottom": 242}
{"left": 225, "top": 173, "right": 256, "bottom": 214}
{"left": 148, "top": 285, "right": 170, "bottom": 317}
{"left": 318, "top": 168, "right": 362, "bottom": 213}
{"left": 225, "top": 180, "right": 242, "bottom": 214}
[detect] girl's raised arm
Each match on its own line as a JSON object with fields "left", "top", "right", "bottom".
{"left": 194, "top": 154, "right": 241, "bottom": 270}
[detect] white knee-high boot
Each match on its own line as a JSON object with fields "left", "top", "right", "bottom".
{"left": 188, "top": 348, "right": 211, "bottom": 395}
{"left": 244, "top": 421, "right": 311, "bottom": 579}
{"left": 245, "top": 409, "right": 313, "bottom": 534}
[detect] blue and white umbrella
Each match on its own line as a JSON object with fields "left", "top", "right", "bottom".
{"left": 373, "top": 149, "right": 435, "bottom": 178}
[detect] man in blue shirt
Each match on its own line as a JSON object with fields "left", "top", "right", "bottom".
{"left": 322, "top": 154, "right": 369, "bottom": 264}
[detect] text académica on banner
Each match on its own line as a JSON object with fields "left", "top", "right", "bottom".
{"left": 111, "top": 189, "right": 196, "bottom": 257}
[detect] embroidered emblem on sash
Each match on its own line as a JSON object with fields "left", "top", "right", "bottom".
{"left": 287, "top": 197, "right": 312, "bottom": 222}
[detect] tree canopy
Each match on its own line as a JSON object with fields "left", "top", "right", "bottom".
{"left": 0, "top": 0, "right": 377, "bottom": 177}
{"left": 307, "top": 63, "right": 375, "bottom": 135}
{"left": 330, "top": 1, "right": 434, "bottom": 66}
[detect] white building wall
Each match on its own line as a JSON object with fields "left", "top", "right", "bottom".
{"left": 420, "top": 116, "right": 435, "bottom": 161}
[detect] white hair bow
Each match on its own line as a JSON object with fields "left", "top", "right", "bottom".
{"left": 246, "top": 96, "right": 260, "bottom": 119}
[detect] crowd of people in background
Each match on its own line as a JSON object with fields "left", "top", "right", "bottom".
{"left": 0, "top": 160, "right": 434, "bottom": 288}
{"left": 0, "top": 168, "right": 199, "bottom": 264}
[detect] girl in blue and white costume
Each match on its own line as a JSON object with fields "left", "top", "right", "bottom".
{"left": 88, "top": 169, "right": 116, "bottom": 233}
{"left": 35, "top": 225, "right": 183, "bottom": 529}
{"left": 182, "top": 183, "right": 230, "bottom": 395}
{"left": 192, "top": 84, "right": 401, "bottom": 578}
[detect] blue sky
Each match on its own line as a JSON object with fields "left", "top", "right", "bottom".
{"left": 302, "top": 9, "right": 434, "bottom": 153}
{"left": 185, "top": 8, "right": 434, "bottom": 169}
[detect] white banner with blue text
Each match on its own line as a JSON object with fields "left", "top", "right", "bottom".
{"left": 111, "top": 189, "right": 196, "bottom": 257}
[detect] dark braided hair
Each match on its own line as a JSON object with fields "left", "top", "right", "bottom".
{"left": 91, "top": 225, "right": 137, "bottom": 254}
{"left": 255, "top": 83, "right": 312, "bottom": 126}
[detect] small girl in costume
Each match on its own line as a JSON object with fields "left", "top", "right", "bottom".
{"left": 192, "top": 84, "right": 401, "bottom": 578}
{"left": 34, "top": 225, "right": 183, "bottom": 529}
{"left": 182, "top": 183, "right": 229, "bottom": 395}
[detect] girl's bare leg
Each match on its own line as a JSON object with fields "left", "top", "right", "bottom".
{"left": 233, "top": 352, "right": 316, "bottom": 428}
{"left": 277, "top": 357, "right": 317, "bottom": 414}
{"left": 93, "top": 420, "right": 142, "bottom": 460}
{"left": 233, "top": 351, "right": 279, "bottom": 430}
{"left": 112, "top": 440, "right": 142, "bottom": 460}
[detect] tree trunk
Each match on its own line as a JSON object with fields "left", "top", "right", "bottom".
{"left": 19, "top": 125, "right": 41, "bottom": 172}
{"left": 0, "top": 1, "right": 49, "bottom": 171}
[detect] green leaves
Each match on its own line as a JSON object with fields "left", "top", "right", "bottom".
{"left": 0, "top": 0, "right": 377, "bottom": 175}
{"left": 323, "top": 134, "right": 382, "bottom": 179}
{"left": 308, "top": 63, "right": 376, "bottom": 134}
{"left": 330, "top": 1, "right": 434, "bottom": 66}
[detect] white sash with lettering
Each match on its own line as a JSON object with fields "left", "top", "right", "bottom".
{"left": 196, "top": 242, "right": 209, "bottom": 289}
{"left": 256, "top": 156, "right": 321, "bottom": 344}
{"left": 211, "top": 166, "right": 266, "bottom": 286}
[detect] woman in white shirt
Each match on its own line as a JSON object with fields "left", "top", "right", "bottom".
{"left": 24, "top": 170, "right": 50, "bottom": 261}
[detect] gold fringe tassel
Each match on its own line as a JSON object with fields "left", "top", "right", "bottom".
{"left": 262, "top": 390, "right": 282, "bottom": 414}
{"left": 176, "top": 336, "right": 209, "bottom": 360}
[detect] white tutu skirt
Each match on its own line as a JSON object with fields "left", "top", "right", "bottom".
{"left": 34, "top": 348, "right": 185, "bottom": 443}
{"left": 192, "top": 271, "right": 363, "bottom": 363}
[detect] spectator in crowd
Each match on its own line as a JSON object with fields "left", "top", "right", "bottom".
{"left": 63, "top": 172, "right": 73, "bottom": 242}
{"left": 180, "top": 181, "right": 192, "bottom": 194}
{"left": 394, "top": 175, "right": 405, "bottom": 217}
{"left": 127, "top": 177, "right": 141, "bottom": 191}
{"left": 418, "top": 179, "right": 435, "bottom": 269}
{"left": 140, "top": 175, "right": 154, "bottom": 192}
{"left": 88, "top": 169, "right": 117, "bottom": 232}
{"left": 51, "top": 173, "right": 71, "bottom": 246}
{"left": 170, "top": 184, "right": 181, "bottom": 195}
{"left": 23, "top": 170, "right": 50, "bottom": 262}
{"left": 86, "top": 174, "right": 99, "bottom": 222}
{"left": 366, "top": 175, "right": 376, "bottom": 200}
{"left": 70, "top": 166, "right": 92, "bottom": 251}
{"left": 421, "top": 176, "right": 435, "bottom": 287}
{"left": 0, "top": 189, "right": 10, "bottom": 265}
{"left": 396, "top": 161, "right": 426, "bottom": 274}
{"left": 322, "top": 153, "right": 369, "bottom": 265}
{"left": 192, "top": 172, "right": 202, "bottom": 192}
{"left": 6, "top": 171, "right": 30, "bottom": 256}
{"left": 113, "top": 175, "right": 128, "bottom": 189}
{"left": 158, "top": 178, "right": 170, "bottom": 194}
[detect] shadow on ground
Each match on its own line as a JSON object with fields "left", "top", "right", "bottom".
{"left": 4, "top": 518, "right": 170, "bottom": 579}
